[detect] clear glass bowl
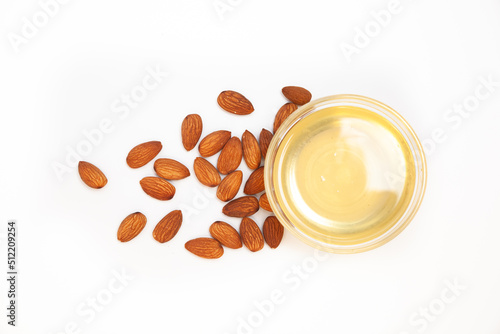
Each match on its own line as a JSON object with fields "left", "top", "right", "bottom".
{"left": 263, "top": 94, "right": 427, "bottom": 253}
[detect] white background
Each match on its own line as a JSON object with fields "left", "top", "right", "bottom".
{"left": 1, "top": 0, "right": 500, "bottom": 333}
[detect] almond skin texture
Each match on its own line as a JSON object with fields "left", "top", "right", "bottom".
{"left": 153, "top": 210, "right": 182, "bottom": 243}
{"left": 217, "top": 91, "right": 254, "bottom": 115}
{"left": 78, "top": 161, "right": 107, "bottom": 189}
{"left": 117, "top": 212, "right": 147, "bottom": 242}
{"left": 240, "top": 217, "right": 264, "bottom": 252}
{"left": 198, "top": 130, "right": 231, "bottom": 157}
{"left": 263, "top": 216, "right": 284, "bottom": 249}
{"left": 181, "top": 114, "right": 203, "bottom": 151}
{"left": 217, "top": 136, "right": 243, "bottom": 175}
{"left": 185, "top": 238, "right": 224, "bottom": 259}
{"left": 217, "top": 170, "right": 243, "bottom": 202}
{"left": 282, "top": 86, "right": 312, "bottom": 105}
{"left": 193, "top": 157, "right": 221, "bottom": 187}
{"left": 259, "top": 193, "right": 272, "bottom": 212}
{"left": 223, "top": 196, "right": 259, "bottom": 217}
{"left": 242, "top": 130, "right": 261, "bottom": 170}
{"left": 126, "top": 141, "right": 162, "bottom": 168}
{"left": 209, "top": 221, "right": 242, "bottom": 249}
{"left": 273, "top": 103, "right": 298, "bottom": 133}
{"left": 259, "top": 128, "right": 273, "bottom": 159}
{"left": 154, "top": 158, "right": 190, "bottom": 180}
{"left": 140, "top": 177, "right": 176, "bottom": 200}
{"left": 243, "top": 166, "right": 265, "bottom": 195}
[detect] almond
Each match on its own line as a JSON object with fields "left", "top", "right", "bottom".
{"left": 140, "top": 177, "right": 176, "bottom": 200}
{"left": 222, "top": 196, "right": 259, "bottom": 217}
{"left": 117, "top": 212, "right": 147, "bottom": 242}
{"left": 217, "top": 90, "right": 254, "bottom": 115}
{"left": 241, "top": 130, "right": 261, "bottom": 170}
{"left": 181, "top": 114, "right": 203, "bottom": 151}
{"left": 216, "top": 170, "right": 242, "bottom": 202}
{"left": 126, "top": 141, "right": 162, "bottom": 168}
{"left": 263, "top": 216, "right": 284, "bottom": 249}
{"left": 78, "top": 161, "right": 107, "bottom": 189}
{"left": 193, "top": 157, "right": 221, "bottom": 187}
{"left": 209, "top": 221, "right": 242, "bottom": 249}
{"left": 273, "top": 103, "right": 298, "bottom": 133}
{"left": 217, "top": 136, "right": 242, "bottom": 175}
{"left": 185, "top": 238, "right": 224, "bottom": 259}
{"left": 282, "top": 86, "right": 312, "bottom": 105}
{"left": 259, "top": 128, "right": 273, "bottom": 159}
{"left": 243, "top": 166, "right": 264, "bottom": 195}
{"left": 240, "top": 217, "right": 264, "bottom": 252}
{"left": 152, "top": 210, "right": 182, "bottom": 243}
{"left": 154, "top": 158, "right": 190, "bottom": 180}
{"left": 259, "top": 193, "right": 272, "bottom": 212}
{"left": 198, "top": 130, "right": 231, "bottom": 157}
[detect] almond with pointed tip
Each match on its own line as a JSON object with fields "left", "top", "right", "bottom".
{"left": 273, "top": 103, "right": 298, "bottom": 133}
{"left": 222, "top": 196, "right": 259, "bottom": 217}
{"left": 198, "top": 130, "right": 231, "bottom": 157}
{"left": 259, "top": 193, "right": 272, "bottom": 212}
{"left": 217, "top": 91, "right": 254, "bottom": 115}
{"left": 181, "top": 114, "right": 203, "bottom": 151}
{"left": 126, "top": 141, "right": 162, "bottom": 168}
{"left": 259, "top": 128, "right": 273, "bottom": 159}
{"left": 117, "top": 212, "right": 147, "bottom": 242}
{"left": 282, "top": 86, "right": 312, "bottom": 105}
{"left": 217, "top": 170, "right": 243, "bottom": 202}
{"left": 193, "top": 157, "right": 221, "bottom": 187}
{"left": 209, "top": 221, "right": 242, "bottom": 249}
{"left": 244, "top": 166, "right": 265, "bottom": 195}
{"left": 240, "top": 217, "right": 264, "bottom": 252}
{"left": 154, "top": 158, "right": 190, "bottom": 180}
{"left": 140, "top": 177, "right": 176, "bottom": 200}
{"left": 263, "top": 216, "right": 284, "bottom": 249}
{"left": 242, "top": 130, "right": 261, "bottom": 170}
{"left": 185, "top": 238, "right": 224, "bottom": 259}
{"left": 78, "top": 161, "right": 107, "bottom": 189}
{"left": 153, "top": 210, "right": 182, "bottom": 243}
{"left": 217, "top": 136, "right": 242, "bottom": 175}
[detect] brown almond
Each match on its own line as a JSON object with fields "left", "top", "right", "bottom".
{"left": 259, "top": 193, "right": 272, "bottom": 212}
{"left": 263, "top": 216, "right": 284, "bottom": 249}
{"left": 193, "top": 157, "right": 221, "bottom": 187}
{"left": 78, "top": 161, "right": 107, "bottom": 189}
{"left": 185, "top": 238, "right": 224, "bottom": 259}
{"left": 181, "top": 114, "right": 203, "bottom": 151}
{"left": 243, "top": 166, "right": 265, "bottom": 195}
{"left": 117, "top": 212, "right": 147, "bottom": 242}
{"left": 273, "top": 103, "right": 298, "bottom": 133}
{"left": 217, "top": 91, "right": 254, "bottom": 115}
{"left": 140, "top": 177, "right": 176, "bottom": 200}
{"left": 198, "top": 130, "right": 231, "bottom": 157}
{"left": 217, "top": 170, "right": 243, "bottom": 202}
{"left": 222, "top": 196, "right": 259, "bottom": 217}
{"left": 242, "top": 130, "right": 261, "bottom": 170}
{"left": 240, "top": 217, "right": 264, "bottom": 252}
{"left": 154, "top": 158, "right": 190, "bottom": 180}
{"left": 152, "top": 210, "right": 182, "bottom": 243}
{"left": 282, "top": 86, "right": 312, "bottom": 105}
{"left": 259, "top": 128, "right": 273, "bottom": 159}
{"left": 209, "top": 221, "right": 242, "bottom": 249}
{"left": 217, "top": 136, "right": 242, "bottom": 175}
{"left": 126, "top": 141, "right": 162, "bottom": 168}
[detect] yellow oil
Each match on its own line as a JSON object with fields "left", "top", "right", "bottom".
{"left": 273, "top": 106, "right": 416, "bottom": 246}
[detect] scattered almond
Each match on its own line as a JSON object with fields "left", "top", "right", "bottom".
{"left": 153, "top": 210, "right": 183, "bottom": 243}
{"left": 259, "top": 128, "right": 273, "bottom": 159}
{"left": 217, "top": 170, "right": 243, "bottom": 202}
{"left": 209, "top": 221, "right": 242, "bottom": 249}
{"left": 140, "top": 177, "right": 176, "bottom": 200}
{"left": 263, "top": 216, "right": 284, "bottom": 249}
{"left": 154, "top": 158, "right": 190, "bottom": 180}
{"left": 78, "top": 161, "right": 107, "bottom": 189}
{"left": 240, "top": 217, "right": 264, "bottom": 252}
{"left": 217, "top": 136, "right": 243, "bottom": 175}
{"left": 193, "top": 157, "right": 221, "bottom": 187}
{"left": 198, "top": 130, "right": 231, "bottom": 157}
{"left": 181, "top": 114, "right": 203, "bottom": 151}
{"left": 242, "top": 130, "right": 261, "bottom": 170}
{"left": 185, "top": 238, "right": 224, "bottom": 259}
{"left": 117, "top": 212, "right": 147, "bottom": 242}
{"left": 259, "top": 193, "right": 272, "bottom": 212}
{"left": 222, "top": 196, "right": 259, "bottom": 217}
{"left": 273, "top": 103, "right": 298, "bottom": 133}
{"left": 243, "top": 166, "right": 265, "bottom": 195}
{"left": 126, "top": 141, "right": 162, "bottom": 168}
{"left": 217, "top": 91, "right": 254, "bottom": 115}
{"left": 282, "top": 86, "right": 312, "bottom": 105}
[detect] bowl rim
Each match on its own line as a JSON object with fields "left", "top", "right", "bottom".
{"left": 263, "top": 94, "right": 427, "bottom": 254}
